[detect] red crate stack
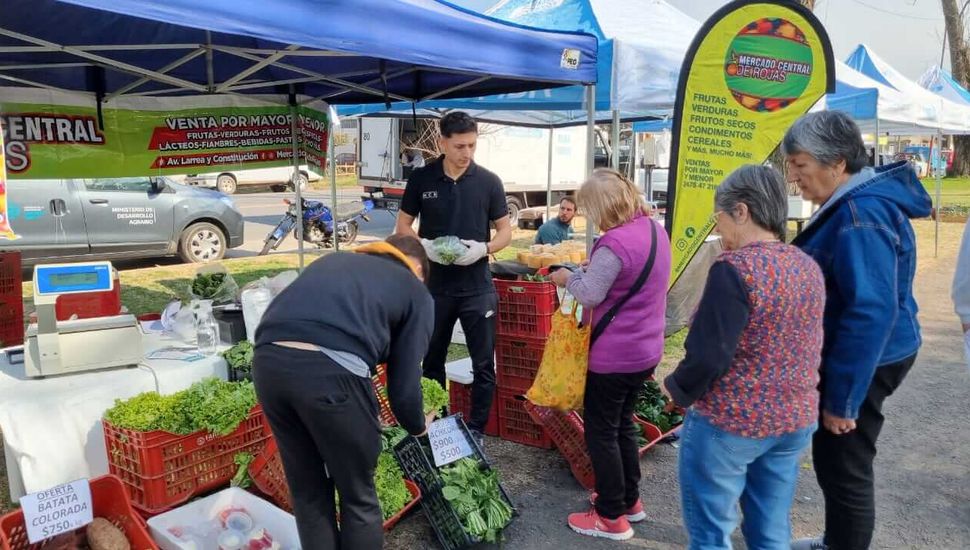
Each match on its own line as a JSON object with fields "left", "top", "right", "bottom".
{"left": 497, "top": 390, "right": 553, "bottom": 449}
{"left": 493, "top": 276, "right": 557, "bottom": 448}
{"left": 448, "top": 380, "right": 499, "bottom": 436}
{"left": 0, "top": 251, "right": 23, "bottom": 349}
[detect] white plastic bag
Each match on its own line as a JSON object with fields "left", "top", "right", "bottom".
{"left": 187, "top": 264, "right": 239, "bottom": 304}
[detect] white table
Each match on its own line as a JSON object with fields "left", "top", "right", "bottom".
{"left": 0, "top": 332, "right": 228, "bottom": 501}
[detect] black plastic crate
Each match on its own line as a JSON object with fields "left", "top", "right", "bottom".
{"left": 392, "top": 415, "right": 516, "bottom": 550}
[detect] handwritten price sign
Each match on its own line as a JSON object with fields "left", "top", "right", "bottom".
{"left": 428, "top": 416, "right": 475, "bottom": 467}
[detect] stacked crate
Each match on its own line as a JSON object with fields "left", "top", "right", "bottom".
{"left": 0, "top": 251, "right": 23, "bottom": 349}
{"left": 493, "top": 277, "right": 557, "bottom": 449}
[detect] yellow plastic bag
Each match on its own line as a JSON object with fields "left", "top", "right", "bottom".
{"left": 526, "top": 301, "right": 590, "bottom": 411}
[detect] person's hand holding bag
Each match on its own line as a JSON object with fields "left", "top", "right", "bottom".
{"left": 453, "top": 239, "right": 488, "bottom": 266}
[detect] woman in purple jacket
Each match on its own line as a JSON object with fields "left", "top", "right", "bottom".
{"left": 549, "top": 168, "right": 671, "bottom": 541}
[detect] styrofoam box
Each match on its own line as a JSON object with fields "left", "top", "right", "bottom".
{"left": 147, "top": 488, "right": 300, "bottom": 550}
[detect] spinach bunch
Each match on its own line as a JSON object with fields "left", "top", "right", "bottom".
{"left": 221, "top": 340, "right": 254, "bottom": 373}
{"left": 440, "top": 458, "right": 513, "bottom": 543}
{"left": 432, "top": 236, "right": 466, "bottom": 265}
{"left": 634, "top": 380, "right": 684, "bottom": 433}
{"left": 191, "top": 272, "right": 228, "bottom": 298}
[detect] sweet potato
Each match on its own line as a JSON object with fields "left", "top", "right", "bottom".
{"left": 86, "top": 517, "right": 129, "bottom": 550}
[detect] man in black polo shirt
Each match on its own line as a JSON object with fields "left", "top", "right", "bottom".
{"left": 395, "top": 112, "right": 511, "bottom": 443}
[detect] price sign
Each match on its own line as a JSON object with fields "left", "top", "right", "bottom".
{"left": 428, "top": 416, "right": 475, "bottom": 467}
{"left": 20, "top": 479, "right": 93, "bottom": 543}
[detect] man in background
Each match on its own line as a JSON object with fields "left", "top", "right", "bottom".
{"left": 534, "top": 196, "right": 576, "bottom": 245}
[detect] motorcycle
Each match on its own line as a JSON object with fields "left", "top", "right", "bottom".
{"left": 259, "top": 197, "right": 374, "bottom": 255}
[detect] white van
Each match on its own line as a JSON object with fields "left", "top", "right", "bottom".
{"left": 183, "top": 165, "right": 322, "bottom": 194}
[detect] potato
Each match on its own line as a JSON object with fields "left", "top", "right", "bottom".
{"left": 39, "top": 531, "right": 85, "bottom": 550}
{"left": 86, "top": 517, "right": 130, "bottom": 550}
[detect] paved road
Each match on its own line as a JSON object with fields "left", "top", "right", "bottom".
{"left": 226, "top": 190, "right": 397, "bottom": 258}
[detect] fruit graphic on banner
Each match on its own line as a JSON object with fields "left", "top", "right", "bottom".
{"left": 725, "top": 18, "right": 813, "bottom": 112}
{"left": 0, "top": 121, "right": 19, "bottom": 240}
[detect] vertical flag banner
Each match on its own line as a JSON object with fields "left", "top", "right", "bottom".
{"left": 665, "top": 0, "right": 834, "bottom": 288}
{"left": 0, "top": 119, "right": 19, "bottom": 240}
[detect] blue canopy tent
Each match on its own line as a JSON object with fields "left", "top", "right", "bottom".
{"left": 1, "top": 0, "right": 597, "bottom": 102}
{"left": 919, "top": 65, "right": 970, "bottom": 106}
{"left": 0, "top": 0, "right": 598, "bottom": 264}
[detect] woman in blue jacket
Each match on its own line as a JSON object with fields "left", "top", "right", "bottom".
{"left": 785, "top": 111, "right": 932, "bottom": 550}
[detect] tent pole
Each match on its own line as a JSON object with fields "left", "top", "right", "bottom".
{"left": 288, "top": 88, "right": 305, "bottom": 270}
{"left": 611, "top": 109, "right": 620, "bottom": 170}
{"left": 929, "top": 130, "right": 943, "bottom": 258}
{"left": 874, "top": 117, "right": 880, "bottom": 165}
{"left": 330, "top": 116, "right": 339, "bottom": 253}
{"left": 545, "top": 127, "right": 553, "bottom": 226}
{"left": 585, "top": 84, "right": 596, "bottom": 253}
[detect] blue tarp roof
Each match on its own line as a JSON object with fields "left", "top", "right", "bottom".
{"left": 339, "top": 0, "right": 699, "bottom": 124}
{"left": 0, "top": 0, "right": 598, "bottom": 104}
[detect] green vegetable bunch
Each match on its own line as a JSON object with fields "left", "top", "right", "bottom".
{"left": 375, "top": 451, "right": 413, "bottom": 520}
{"left": 440, "top": 458, "right": 513, "bottom": 543}
{"left": 523, "top": 273, "right": 548, "bottom": 282}
{"left": 633, "top": 380, "right": 684, "bottom": 433}
{"left": 221, "top": 340, "right": 254, "bottom": 373}
{"left": 421, "top": 377, "right": 449, "bottom": 416}
{"left": 187, "top": 271, "right": 239, "bottom": 303}
{"left": 104, "top": 378, "right": 257, "bottom": 436}
{"left": 191, "top": 272, "right": 227, "bottom": 298}
{"left": 231, "top": 452, "right": 254, "bottom": 489}
{"left": 381, "top": 426, "right": 408, "bottom": 452}
{"left": 432, "top": 236, "right": 466, "bottom": 265}
{"left": 336, "top": 442, "right": 414, "bottom": 521}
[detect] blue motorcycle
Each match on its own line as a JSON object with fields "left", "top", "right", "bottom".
{"left": 259, "top": 197, "right": 374, "bottom": 255}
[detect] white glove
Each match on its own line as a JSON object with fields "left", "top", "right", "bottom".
{"left": 453, "top": 239, "right": 488, "bottom": 266}
{"left": 421, "top": 238, "right": 446, "bottom": 265}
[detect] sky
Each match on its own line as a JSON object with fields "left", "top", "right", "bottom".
{"left": 454, "top": 0, "right": 959, "bottom": 81}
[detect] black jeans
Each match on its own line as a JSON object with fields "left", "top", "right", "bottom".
{"left": 583, "top": 369, "right": 652, "bottom": 519}
{"left": 422, "top": 291, "right": 498, "bottom": 433}
{"left": 814, "top": 353, "right": 917, "bottom": 550}
{"left": 253, "top": 344, "right": 383, "bottom": 550}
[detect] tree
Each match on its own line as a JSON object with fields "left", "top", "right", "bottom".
{"left": 943, "top": 0, "right": 970, "bottom": 175}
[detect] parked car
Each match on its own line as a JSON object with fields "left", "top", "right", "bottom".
{"left": 894, "top": 152, "right": 928, "bottom": 178}
{"left": 183, "top": 165, "right": 321, "bottom": 194}
{"left": 335, "top": 152, "right": 357, "bottom": 165}
{"left": 6, "top": 176, "right": 244, "bottom": 265}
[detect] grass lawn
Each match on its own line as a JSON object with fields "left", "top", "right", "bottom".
{"left": 309, "top": 173, "right": 359, "bottom": 191}
{"left": 922, "top": 176, "right": 970, "bottom": 207}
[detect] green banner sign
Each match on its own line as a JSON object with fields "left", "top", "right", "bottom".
{"left": 0, "top": 89, "right": 329, "bottom": 179}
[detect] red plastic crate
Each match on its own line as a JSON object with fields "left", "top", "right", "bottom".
{"left": 0, "top": 475, "right": 158, "bottom": 550}
{"left": 0, "top": 251, "right": 20, "bottom": 300}
{"left": 495, "top": 336, "right": 547, "bottom": 394}
{"left": 523, "top": 402, "right": 595, "bottom": 489}
{"left": 524, "top": 402, "right": 663, "bottom": 490}
{"left": 497, "top": 391, "right": 553, "bottom": 449}
{"left": 250, "top": 438, "right": 421, "bottom": 531}
{"left": 0, "top": 297, "right": 23, "bottom": 349}
{"left": 103, "top": 405, "right": 271, "bottom": 515}
{"left": 371, "top": 364, "right": 398, "bottom": 426}
{"left": 494, "top": 278, "right": 558, "bottom": 339}
{"left": 447, "top": 381, "right": 499, "bottom": 437}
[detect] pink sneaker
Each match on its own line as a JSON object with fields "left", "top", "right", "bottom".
{"left": 567, "top": 507, "right": 634, "bottom": 541}
{"left": 589, "top": 492, "right": 647, "bottom": 522}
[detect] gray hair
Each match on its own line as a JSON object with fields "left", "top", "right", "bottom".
{"left": 781, "top": 111, "right": 868, "bottom": 173}
{"left": 715, "top": 165, "right": 788, "bottom": 240}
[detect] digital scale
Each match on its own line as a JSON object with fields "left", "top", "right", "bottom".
{"left": 24, "top": 261, "right": 143, "bottom": 378}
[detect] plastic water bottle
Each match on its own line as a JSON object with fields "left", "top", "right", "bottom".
{"left": 197, "top": 312, "right": 220, "bottom": 356}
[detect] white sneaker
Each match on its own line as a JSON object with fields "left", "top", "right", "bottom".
{"left": 791, "top": 536, "right": 827, "bottom": 550}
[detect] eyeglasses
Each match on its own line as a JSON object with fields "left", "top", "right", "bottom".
{"left": 709, "top": 210, "right": 724, "bottom": 224}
